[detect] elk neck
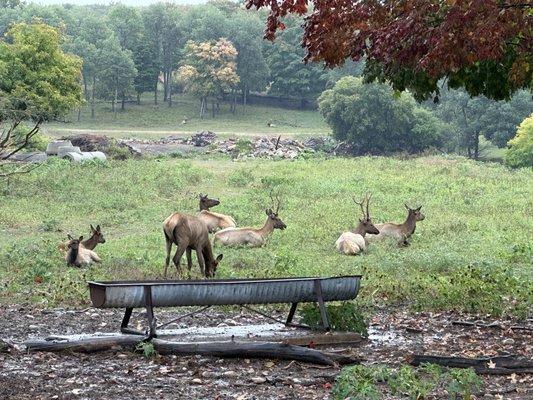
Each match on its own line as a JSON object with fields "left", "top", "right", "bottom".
{"left": 352, "top": 223, "right": 368, "bottom": 237}
{"left": 67, "top": 246, "right": 79, "bottom": 266}
{"left": 82, "top": 233, "right": 98, "bottom": 250}
{"left": 403, "top": 212, "right": 417, "bottom": 236}
{"left": 257, "top": 217, "right": 275, "bottom": 237}
{"left": 199, "top": 203, "right": 210, "bottom": 211}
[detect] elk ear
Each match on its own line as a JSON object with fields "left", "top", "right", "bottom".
{"left": 67, "top": 234, "right": 74, "bottom": 240}
{"left": 416, "top": 206, "right": 422, "bottom": 211}
{"left": 78, "top": 236, "right": 84, "bottom": 242}
{"left": 96, "top": 225, "right": 101, "bottom": 232}
{"left": 266, "top": 209, "right": 272, "bottom": 216}
{"left": 90, "top": 224, "right": 95, "bottom": 232}
{"left": 216, "top": 254, "right": 223, "bottom": 262}
{"left": 405, "top": 203, "right": 410, "bottom": 210}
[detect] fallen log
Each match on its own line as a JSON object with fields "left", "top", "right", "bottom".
{"left": 408, "top": 354, "right": 533, "bottom": 375}
{"left": 24, "top": 336, "right": 360, "bottom": 366}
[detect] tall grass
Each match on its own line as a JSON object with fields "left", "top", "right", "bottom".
{"left": 0, "top": 155, "right": 531, "bottom": 317}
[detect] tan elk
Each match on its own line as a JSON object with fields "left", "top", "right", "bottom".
{"left": 335, "top": 193, "right": 380, "bottom": 255}
{"left": 197, "top": 194, "right": 237, "bottom": 233}
{"left": 65, "top": 234, "right": 102, "bottom": 267}
{"left": 214, "top": 191, "right": 286, "bottom": 247}
{"left": 59, "top": 224, "right": 106, "bottom": 254}
{"left": 367, "top": 204, "right": 425, "bottom": 245}
{"left": 163, "top": 212, "right": 223, "bottom": 278}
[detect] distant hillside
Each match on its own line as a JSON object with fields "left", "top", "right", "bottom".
{"left": 32, "top": 0, "right": 207, "bottom": 5}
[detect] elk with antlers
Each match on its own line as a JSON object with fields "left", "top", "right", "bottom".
{"left": 197, "top": 194, "right": 237, "bottom": 233}
{"left": 163, "top": 212, "right": 223, "bottom": 278}
{"left": 335, "top": 193, "right": 380, "bottom": 255}
{"left": 65, "top": 234, "right": 102, "bottom": 267}
{"left": 213, "top": 191, "right": 286, "bottom": 247}
{"left": 367, "top": 203, "right": 425, "bottom": 245}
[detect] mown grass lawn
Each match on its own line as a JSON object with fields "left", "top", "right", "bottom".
{"left": 43, "top": 93, "right": 329, "bottom": 138}
{"left": 0, "top": 155, "right": 531, "bottom": 317}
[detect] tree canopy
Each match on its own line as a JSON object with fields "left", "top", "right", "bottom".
{"left": 247, "top": 0, "right": 533, "bottom": 101}
{"left": 506, "top": 115, "right": 533, "bottom": 168}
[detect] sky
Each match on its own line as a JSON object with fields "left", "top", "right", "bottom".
{"left": 32, "top": 0, "right": 208, "bottom": 5}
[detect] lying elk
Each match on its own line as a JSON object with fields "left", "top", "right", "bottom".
{"left": 367, "top": 203, "right": 425, "bottom": 245}
{"left": 65, "top": 234, "right": 102, "bottom": 267}
{"left": 214, "top": 191, "right": 286, "bottom": 247}
{"left": 335, "top": 193, "right": 379, "bottom": 255}
{"left": 197, "top": 193, "right": 237, "bottom": 233}
{"left": 163, "top": 212, "right": 223, "bottom": 278}
{"left": 59, "top": 224, "right": 106, "bottom": 254}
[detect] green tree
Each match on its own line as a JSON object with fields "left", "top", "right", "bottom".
{"left": 0, "top": 22, "right": 82, "bottom": 175}
{"left": 318, "top": 77, "right": 444, "bottom": 155}
{"left": 506, "top": 115, "right": 533, "bottom": 168}
{"left": 177, "top": 38, "right": 239, "bottom": 118}
{"left": 263, "top": 17, "right": 327, "bottom": 107}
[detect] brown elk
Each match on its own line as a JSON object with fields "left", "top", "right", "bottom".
{"left": 59, "top": 224, "right": 105, "bottom": 254}
{"left": 335, "top": 193, "right": 380, "bottom": 255}
{"left": 213, "top": 191, "right": 286, "bottom": 247}
{"left": 197, "top": 194, "right": 237, "bottom": 233}
{"left": 163, "top": 213, "right": 223, "bottom": 278}
{"left": 65, "top": 234, "right": 102, "bottom": 267}
{"left": 367, "top": 203, "right": 425, "bottom": 245}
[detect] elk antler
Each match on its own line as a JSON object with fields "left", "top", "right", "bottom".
{"left": 353, "top": 195, "right": 366, "bottom": 219}
{"left": 366, "top": 193, "right": 372, "bottom": 220}
{"left": 269, "top": 189, "right": 283, "bottom": 214}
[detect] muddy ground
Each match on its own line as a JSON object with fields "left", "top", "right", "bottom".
{"left": 0, "top": 306, "right": 531, "bottom": 399}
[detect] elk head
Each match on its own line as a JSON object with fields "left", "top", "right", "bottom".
{"left": 67, "top": 234, "right": 84, "bottom": 250}
{"left": 199, "top": 193, "right": 220, "bottom": 211}
{"left": 405, "top": 204, "right": 425, "bottom": 221}
{"left": 267, "top": 190, "right": 286, "bottom": 230}
{"left": 206, "top": 254, "right": 224, "bottom": 278}
{"left": 353, "top": 193, "right": 380, "bottom": 235}
{"left": 90, "top": 224, "right": 105, "bottom": 244}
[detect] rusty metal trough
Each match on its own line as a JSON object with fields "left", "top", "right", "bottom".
{"left": 88, "top": 276, "right": 361, "bottom": 338}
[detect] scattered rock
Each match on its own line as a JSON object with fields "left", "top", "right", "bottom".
{"left": 251, "top": 377, "right": 266, "bottom": 384}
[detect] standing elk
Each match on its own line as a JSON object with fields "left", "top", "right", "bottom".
{"left": 65, "top": 234, "right": 102, "bottom": 267}
{"left": 163, "top": 212, "right": 223, "bottom": 278}
{"left": 367, "top": 203, "right": 425, "bottom": 245}
{"left": 197, "top": 193, "right": 237, "bottom": 233}
{"left": 335, "top": 193, "right": 380, "bottom": 255}
{"left": 214, "top": 191, "right": 286, "bottom": 247}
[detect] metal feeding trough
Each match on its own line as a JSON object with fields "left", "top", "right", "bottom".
{"left": 88, "top": 276, "right": 362, "bottom": 338}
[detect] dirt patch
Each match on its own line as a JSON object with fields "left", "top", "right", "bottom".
{"left": 1, "top": 306, "right": 531, "bottom": 399}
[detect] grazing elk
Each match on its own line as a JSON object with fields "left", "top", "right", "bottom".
{"left": 163, "top": 212, "right": 223, "bottom": 278}
{"left": 213, "top": 191, "right": 286, "bottom": 247}
{"left": 59, "top": 224, "right": 106, "bottom": 254}
{"left": 367, "top": 203, "right": 425, "bottom": 245}
{"left": 197, "top": 194, "right": 237, "bottom": 233}
{"left": 335, "top": 193, "right": 380, "bottom": 255}
{"left": 65, "top": 234, "right": 102, "bottom": 267}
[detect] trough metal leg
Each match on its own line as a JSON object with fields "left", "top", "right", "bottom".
{"left": 286, "top": 302, "right": 298, "bottom": 326}
{"left": 144, "top": 285, "right": 157, "bottom": 339}
{"left": 314, "top": 280, "right": 331, "bottom": 331}
{"left": 120, "top": 307, "right": 146, "bottom": 335}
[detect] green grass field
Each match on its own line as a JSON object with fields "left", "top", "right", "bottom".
{"left": 1, "top": 154, "right": 531, "bottom": 317}
{"left": 43, "top": 93, "right": 330, "bottom": 139}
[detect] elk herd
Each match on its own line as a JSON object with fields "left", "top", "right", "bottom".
{"left": 61, "top": 191, "right": 424, "bottom": 277}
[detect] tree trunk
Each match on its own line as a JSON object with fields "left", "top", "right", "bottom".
{"left": 113, "top": 83, "right": 118, "bottom": 119}
{"left": 168, "top": 72, "right": 172, "bottom": 107}
{"left": 83, "top": 75, "right": 89, "bottom": 101}
{"left": 77, "top": 108, "right": 81, "bottom": 122}
{"left": 154, "top": 77, "right": 158, "bottom": 105}
{"left": 163, "top": 70, "right": 168, "bottom": 102}
{"left": 91, "top": 76, "right": 96, "bottom": 119}
{"left": 199, "top": 98, "right": 205, "bottom": 119}
{"left": 137, "top": 93, "right": 141, "bottom": 105}
{"left": 212, "top": 100, "right": 215, "bottom": 118}
{"left": 243, "top": 84, "right": 247, "bottom": 108}
{"left": 23, "top": 336, "right": 361, "bottom": 366}
{"left": 473, "top": 132, "right": 479, "bottom": 160}
{"left": 121, "top": 93, "right": 125, "bottom": 111}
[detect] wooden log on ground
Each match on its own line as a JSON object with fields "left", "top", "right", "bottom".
{"left": 408, "top": 354, "right": 533, "bottom": 375}
{"left": 23, "top": 336, "right": 360, "bottom": 366}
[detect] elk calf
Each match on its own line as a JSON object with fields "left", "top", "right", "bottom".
{"left": 163, "top": 212, "right": 223, "bottom": 278}
{"left": 59, "top": 224, "right": 106, "bottom": 254}
{"left": 367, "top": 204, "right": 425, "bottom": 245}
{"left": 197, "top": 194, "right": 237, "bottom": 233}
{"left": 65, "top": 235, "right": 102, "bottom": 267}
{"left": 336, "top": 193, "right": 379, "bottom": 255}
{"left": 214, "top": 191, "right": 286, "bottom": 247}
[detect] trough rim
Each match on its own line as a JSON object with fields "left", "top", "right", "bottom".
{"left": 87, "top": 275, "right": 362, "bottom": 288}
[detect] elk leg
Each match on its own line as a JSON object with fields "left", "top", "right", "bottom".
{"left": 164, "top": 235, "right": 173, "bottom": 278}
{"left": 172, "top": 244, "right": 187, "bottom": 277}
{"left": 186, "top": 248, "right": 193, "bottom": 279}
{"left": 196, "top": 247, "right": 206, "bottom": 277}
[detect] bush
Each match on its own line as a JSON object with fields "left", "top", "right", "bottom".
{"left": 506, "top": 114, "right": 533, "bottom": 168}
{"left": 318, "top": 77, "right": 444, "bottom": 155}
{"left": 300, "top": 302, "right": 368, "bottom": 336}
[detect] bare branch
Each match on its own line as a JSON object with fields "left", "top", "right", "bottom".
{"left": 0, "top": 119, "right": 42, "bottom": 161}
{"left": 0, "top": 162, "right": 41, "bottom": 178}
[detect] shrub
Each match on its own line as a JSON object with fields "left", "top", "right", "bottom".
{"left": 318, "top": 77, "right": 444, "bottom": 155}
{"left": 505, "top": 114, "right": 533, "bottom": 168}
{"left": 300, "top": 301, "right": 368, "bottom": 336}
